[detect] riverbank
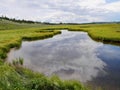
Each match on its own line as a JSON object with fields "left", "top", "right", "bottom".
{"left": 0, "top": 60, "right": 88, "bottom": 90}
{"left": 0, "top": 20, "right": 120, "bottom": 90}
{"left": 0, "top": 29, "right": 61, "bottom": 59}
{"left": 0, "top": 27, "right": 88, "bottom": 89}
{"left": 68, "top": 23, "right": 120, "bottom": 44}
{"left": 0, "top": 29, "right": 88, "bottom": 90}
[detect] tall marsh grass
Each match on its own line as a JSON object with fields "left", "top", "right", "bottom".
{"left": 0, "top": 62, "right": 88, "bottom": 90}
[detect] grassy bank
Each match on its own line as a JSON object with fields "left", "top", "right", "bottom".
{"left": 0, "top": 20, "right": 88, "bottom": 90}
{"left": 68, "top": 23, "right": 120, "bottom": 44}
{"left": 1, "top": 19, "right": 120, "bottom": 44}
{"left": 0, "top": 28, "right": 62, "bottom": 59}
{"left": 0, "top": 60, "right": 87, "bottom": 90}
{"left": 0, "top": 29, "right": 88, "bottom": 90}
{"left": 0, "top": 19, "right": 120, "bottom": 90}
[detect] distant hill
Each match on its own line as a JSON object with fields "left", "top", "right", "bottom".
{"left": 0, "top": 16, "right": 50, "bottom": 30}
{"left": 90, "top": 22, "right": 120, "bottom": 24}
{"left": 0, "top": 16, "right": 40, "bottom": 24}
{"left": 0, "top": 16, "right": 62, "bottom": 25}
{"left": 0, "top": 16, "right": 120, "bottom": 28}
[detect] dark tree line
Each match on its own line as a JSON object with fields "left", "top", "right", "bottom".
{"left": 0, "top": 16, "right": 41, "bottom": 24}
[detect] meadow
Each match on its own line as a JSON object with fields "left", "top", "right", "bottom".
{"left": 0, "top": 19, "right": 120, "bottom": 90}
{"left": 68, "top": 23, "right": 120, "bottom": 43}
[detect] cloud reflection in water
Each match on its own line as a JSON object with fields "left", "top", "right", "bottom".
{"left": 7, "top": 30, "right": 106, "bottom": 82}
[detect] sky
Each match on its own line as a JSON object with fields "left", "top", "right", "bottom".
{"left": 0, "top": 0, "right": 120, "bottom": 23}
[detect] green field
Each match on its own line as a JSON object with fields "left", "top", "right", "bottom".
{"left": 69, "top": 23, "right": 120, "bottom": 43}
{"left": 0, "top": 19, "right": 120, "bottom": 90}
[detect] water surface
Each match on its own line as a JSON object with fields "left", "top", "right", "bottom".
{"left": 7, "top": 30, "right": 120, "bottom": 90}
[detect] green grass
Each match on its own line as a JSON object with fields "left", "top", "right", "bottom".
{"left": 0, "top": 20, "right": 88, "bottom": 90}
{"left": 0, "top": 28, "right": 62, "bottom": 59}
{"left": 0, "top": 61, "right": 87, "bottom": 90}
{"left": 12, "top": 57, "right": 24, "bottom": 66}
{"left": 0, "top": 19, "right": 50, "bottom": 30}
{"left": 68, "top": 23, "right": 120, "bottom": 43}
{"left": 0, "top": 20, "right": 120, "bottom": 90}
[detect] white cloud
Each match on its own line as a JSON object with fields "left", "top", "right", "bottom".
{"left": 0, "top": 0, "right": 120, "bottom": 23}
{"left": 79, "top": 0, "right": 106, "bottom": 8}
{"left": 105, "top": 1, "right": 120, "bottom": 12}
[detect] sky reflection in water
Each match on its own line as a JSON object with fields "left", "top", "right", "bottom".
{"left": 7, "top": 30, "right": 120, "bottom": 83}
